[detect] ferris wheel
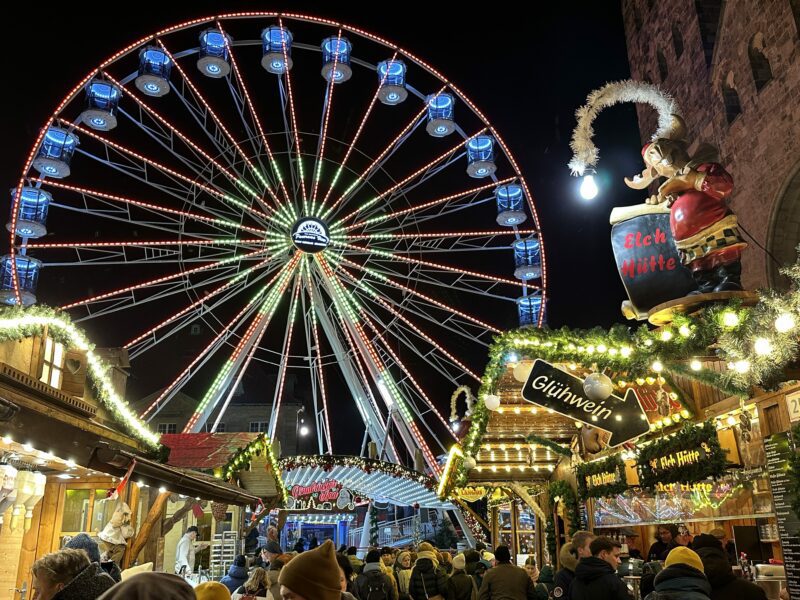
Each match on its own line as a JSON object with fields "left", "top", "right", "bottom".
{"left": 4, "top": 13, "right": 547, "bottom": 475}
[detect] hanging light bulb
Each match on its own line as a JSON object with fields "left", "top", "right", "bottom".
{"left": 775, "top": 313, "right": 795, "bottom": 333}
{"left": 579, "top": 174, "right": 599, "bottom": 200}
{"left": 660, "top": 330, "right": 673, "bottom": 342}
{"left": 722, "top": 311, "right": 739, "bottom": 328}
{"left": 652, "top": 361, "right": 664, "bottom": 373}
{"left": 690, "top": 359, "right": 702, "bottom": 371}
{"left": 734, "top": 360, "right": 750, "bottom": 374}
{"left": 679, "top": 325, "right": 692, "bottom": 337}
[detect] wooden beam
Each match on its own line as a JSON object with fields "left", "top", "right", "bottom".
{"left": 124, "top": 491, "right": 169, "bottom": 569}
{"left": 162, "top": 498, "right": 202, "bottom": 538}
{"left": 452, "top": 498, "right": 490, "bottom": 531}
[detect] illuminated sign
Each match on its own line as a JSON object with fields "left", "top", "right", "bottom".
{"left": 286, "top": 479, "right": 356, "bottom": 511}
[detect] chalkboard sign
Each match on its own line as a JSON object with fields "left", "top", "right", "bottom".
{"left": 764, "top": 432, "right": 800, "bottom": 598}
{"left": 610, "top": 206, "right": 696, "bottom": 317}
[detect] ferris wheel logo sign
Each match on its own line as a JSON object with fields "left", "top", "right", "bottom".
{"left": 292, "top": 218, "right": 330, "bottom": 253}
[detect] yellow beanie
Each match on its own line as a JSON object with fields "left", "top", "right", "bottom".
{"left": 194, "top": 581, "right": 232, "bottom": 600}
{"left": 665, "top": 546, "right": 704, "bottom": 573}
{"left": 278, "top": 539, "right": 341, "bottom": 600}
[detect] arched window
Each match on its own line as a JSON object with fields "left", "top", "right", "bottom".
{"left": 791, "top": 0, "right": 800, "bottom": 38}
{"left": 672, "top": 24, "right": 684, "bottom": 59}
{"left": 748, "top": 33, "right": 773, "bottom": 91}
{"left": 721, "top": 72, "right": 742, "bottom": 124}
{"left": 695, "top": 1, "right": 724, "bottom": 67}
{"left": 657, "top": 50, "right": 669, "bottom": 81}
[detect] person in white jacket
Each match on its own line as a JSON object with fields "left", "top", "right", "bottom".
{"left": 174, "top": 526, "right": 199, "bottom": 575}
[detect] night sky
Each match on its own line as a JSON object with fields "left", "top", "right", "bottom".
{"left": 0, "top": 2, "right": 653, "bottom": 455}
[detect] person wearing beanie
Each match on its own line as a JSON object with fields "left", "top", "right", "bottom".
{"left": 643, "top": 546, "right": 711, "bottom": 600}
{"left": 195, "top": 580, "right": 232, "bottom": 600}
{"left": 570, "top": 536, "right": 632, "bottom": 600}
{"left": 553, "top": 542, "right": 578, "bottom": 599}
{"left": 278, "top": 539, "right": 347, "bottom": 600}
{"left": 220, "top": 555, "right": 249, "bottom": 594}
{"left": 96, "top": 572, "right": 193, "bottom": 600}
{"left": 355, "top": 549, "right": 398, "bottom": 600}
{"left": 476, "top": 545, "right": 537, "bottom": 600}
{"left": 448, "top": 553, "right": 478, "bottom": 600}
{"left": 394, "top": 551, "right": 413, "bottom": 600}
{"left": 65, "top": 533, "right": 122, "bottom": 582}
{"left": 408, "top": 542, "right": 448, "bottom": 600}
{"left": 692, "top": 535, "right": 766, "bottom": 600}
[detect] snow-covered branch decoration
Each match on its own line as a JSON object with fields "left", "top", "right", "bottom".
{"left": 450, "top": 385, "right": 475, "bottom": 423}
{"left": 568, "top": 80, "right": 680, "bottom": 176}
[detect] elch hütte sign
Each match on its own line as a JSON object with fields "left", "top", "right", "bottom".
{"left": 521, "top": 359, "right": 650, "bottom": 446}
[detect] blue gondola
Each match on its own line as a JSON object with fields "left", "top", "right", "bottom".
{"left": 135, "top": 47, "right": 172, "bottom": 97}
{"left": 321, "top": 36, "right": 352, "bottom": 83}
{"left": 426, "top": 93, "right": 455, "bottom": 137}
{"left": 197, "top": 29, "right": 232, "bottom": 78}
{"left": 0, "top": 255, "right": 41, "bottom": 306}
{"left": 32, "top": 127, "right": 79, "bottom": 179}
{"left": 466, "top": 135, "right": 496, "bottom": 178}
{"left": 6, "top": 187, "right": 51, "bottom": 238}
{"left": 495, "top": 184, "right": 527, "bottom": 226}
{"left": 377, "top": 59, "right": 408, "bottom": 105}
{"left": 80, "top": 80, "right": 122, "bottom": 131}
{"left": 261, "top": 26, "right": 293, "bottom": 74}
{"left": 517, "top": 294, "right": 543, "bottom": 327}
{"left": 513, "top": 237, "right": 541, "bottom": 280}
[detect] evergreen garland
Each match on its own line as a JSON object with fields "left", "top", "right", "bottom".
{"left": 790, "top": 423, "right": 800, "bottom": 519}
{"left": 525, "top": 434, "right": 572, "bottom": 457}
{"left": 635, "top": 421, "right": 728, "bottom": 489}
{"left": 576, "top": 454, "right": 628, "bottom": 500}
{"left": 369, "top": 504, "right": 379, "bottom": 546}
{"left": 548, "top": 480, "right": 581, "bottom": 536}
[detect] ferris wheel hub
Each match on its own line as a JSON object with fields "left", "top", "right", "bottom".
{"left": 291, "top": 217, "right": 330, "bottom": 254}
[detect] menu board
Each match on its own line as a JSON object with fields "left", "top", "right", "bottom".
{"left": 764, "top": 432, "right": 800, "bottom": 598}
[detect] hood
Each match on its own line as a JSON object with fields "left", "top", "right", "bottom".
{"left": 363, "top": 562, "right": 383, "bottom": 574}
{"left": 575, "top": 557, "right": 615, "bottom": 583}
{"left": 654, "top": 564, "right": 711, "bottom": 596}
{"left": 538, "top": 565, "right": 555, "bottom": 583}
{"left": 696, "top": 547, "right": 735, "bottom": 588}
{"left": 559, "top": 544, "right": 578, "bottom": 572}
{"left": 414, "top": 557, "right": 437, "bottom": 573}
{"left": 98, "top": 573, "right": 194, "bottom": 600}
{"left": 348, "top": 555, "right": 364, "bottom": 564}
{"left": 226, "top": 564, "right": 249, "bottom": 579}
{"left": 56, "top": 562, "right": 115, "bottom": 600}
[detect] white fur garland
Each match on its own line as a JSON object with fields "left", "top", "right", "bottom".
{"left": 450, "top": 385, "right": 475, "bottom": 422}
{"left": 568, "top": 80, "right": 679, "bottom": 176}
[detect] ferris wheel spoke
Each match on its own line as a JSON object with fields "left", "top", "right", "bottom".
{"left": 209, "top": 272, "right": 302, "bottom": 433}
{"left": 320, "top": 89, "right": 437, "bottom": 222}
{"left": 317, "top": 51, "right": 399, "bottom": 210}
{"left": 139, "top": 257, "right": 296, "bottom": 420}
{"left": 126, "top": 257, "right": 282, "bottom": 356}
{"left": 332, "top": 128, "right": 486, "bottom": 228}
{"left": 63, "top": 121, "right": 280, "bottom": 229}
{"left": 277, "top": 17, "right": 308, "bottom": 214}
{"left": 267, "top": 272, "right": 303, "bottom": 439}
{"left": 35, "top": 179, "right": 269, "bottom": 238}
{"left": 328, "top": 253, "right": 501, "bottom": 335}
{"left": 61, "top": 246, "right": 274, "bottom": 312}
{"left": 155, "top": 40, "right": 273, "bottom": 196}
{"left": 184, "top": 254, "right": 300, "bottom": 432}
{"left": 218, "top": 25, "right": 295, "bottom": 213}
{"left": 302, "top": 262, "right": 333, "bottom": 453}
{"left": 309, "top": 29, "right": 344, "bottom": 213}
{"left": 106, "top": 72, "right": 285, "bottom": 223}
{"left": 315, "top": 256, "right": 439, "bottom": 473}
{"left": 348, "top": 227, "right": 536, "bottom": 243}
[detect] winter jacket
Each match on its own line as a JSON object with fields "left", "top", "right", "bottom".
{"left": 570, "top": 557, "right": 632, "bottom": 600}
{"left": 477, "top": 562, "right": 538, "bottom": 600}
{"left": 408, "top": 558, "right": 448, "bottom": 600}
{"left": 395, "top": 566, "right": 412, "bottom": 599}
{"left": 54, "top": 562, "right": 116, "bottom": 600}
{"left": 221, "top": 564, "right": 250, "bottom": 593}
{"left": 646, "top": 540, "right": 677, "bottom": 562}
{"left": 232, "top": 585, "right": 267, "bottom": 600}
{"left": 448, "top": 571, "right": 477, "bottom": 600}
{"left": 357, "top": 562, "right": 398, "bottom": 600}
{"left": 696, "top": 547, "right": 767, "bottom": 600}
{"left": 553, "top": 544, "right": 577, "bottom": 600}
{"left": 643, "top": 564, "right": 711, "bottom": 600}
{"left": 537, "top": 565, "right": 555, "bottom": 596}
{"left": 350, "top": 555, "right": 366, "bottom": 575}
{"left": 100, "top": 561, "right": 122, "bottom": 583}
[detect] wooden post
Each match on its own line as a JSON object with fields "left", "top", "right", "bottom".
{"left": 124, "top": 491, "right": 169, "bottom": 569}
{"left": 510, "top": 498, "right": 520, "bottom": 561}
{"left": 490, "top": 506, "right": 499, "bottom": 550}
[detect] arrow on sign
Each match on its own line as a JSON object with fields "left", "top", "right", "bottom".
{"left": 521, "top": 359, "right": 650, "bottom": 447}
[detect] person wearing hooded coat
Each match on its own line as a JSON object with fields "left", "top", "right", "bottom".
{"left": 32, "top": 548, "right": 115, "bottom": 600}
{"left": 693, "top": 534, "right": 766, "bottom": 600}
{"left": 644, "top": 546, "right": 711, "bottom": 600}
{"left": 408, "top": 542, "right": 448, "bottom": 600}
{"left": 448, "top": 554, "right": 478, "bottom": 600}
{"left": 553, "top": 542, "right": 578, "bottom": 600}
{"left": 65, "top": 533, "right": 122, "bottom": 582}
{"left": 221, "top": 555, "right": 249, "bottom": 594}
{"left": 97, "top": 572, "right": 194, "bottom": 600}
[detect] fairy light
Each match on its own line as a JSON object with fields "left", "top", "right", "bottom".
{"left": 679, "top": 325, "right": 692, "bottom": 337}
{"left": 660, "top": 330, "right": 673, "bottom": 342}
{"left": 269, "top": 272, "right": 302, "bottom": 438}
{"left": 775, "top": 313, "right": 795, "bottom": 333}
{"left": 754, "top": 338, "right": 772, "bottom": 356}
{"left": 306, "top": 274, "right": 334, "bottom": 452}
{"left": 734, "top": 360, "right": 750, "bottom": 374}
{"left": 652, "top": 361, "right": 664, "bottom": 373}
{"left": 690, "top": 359, "right": 702, "bottom": 371}
{"left": 348, "top": 228, "right": 539, "bottom": 242}
{"left": 26, "top": 238, "right": 265, "bottom": 250}
{"left": 722, "top": 311, "right": 739, "bottom": 328}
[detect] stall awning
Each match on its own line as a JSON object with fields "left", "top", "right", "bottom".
{"left": 88, "top": 443, "right": 260, "bottom": 506}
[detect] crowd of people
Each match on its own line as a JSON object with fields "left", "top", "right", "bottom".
{"left": 28, "top": 523, "right": 786, "bottom": 600}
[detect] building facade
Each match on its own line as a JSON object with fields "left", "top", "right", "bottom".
{"left": 622, "top": 0, "right": 800, "bottom": 288}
